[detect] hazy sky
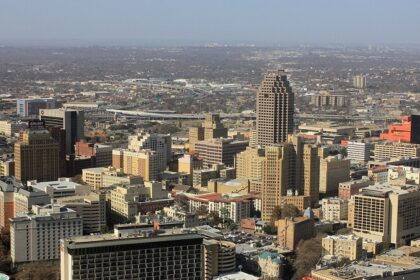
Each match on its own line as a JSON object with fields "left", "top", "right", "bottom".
{"left": 1, "top": 0, "right": 420, "bottom": 46}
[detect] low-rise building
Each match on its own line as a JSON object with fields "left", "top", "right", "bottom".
{"left": 82, "top": 166, "right": 142, "bottom": 190}
{"left": 258, "top": 251, "right": 283, "bottom": 279}
{"left": 321, "top": 197, "right": 348, "bottom": 222}
{"left": 27, "top": 178, "right": 91, "bottom": 199}
{"left": 322, "top": 235, "right": 362, "bottom": 260}
{"left": 277, "top": 217, "right": 315, "bottom": 251}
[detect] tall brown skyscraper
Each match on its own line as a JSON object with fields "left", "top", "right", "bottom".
{"left": 14, "top": 128, "right": 60, "bottom": 183}
{"left": 302, "top": 144, "right": 320, "bottom": 206}
{"left": 256, "top": 70, "right": 294, "bottom": 146}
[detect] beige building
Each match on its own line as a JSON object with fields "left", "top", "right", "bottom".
{"left": 194, "top": 138, "right": 248, "bottom": 167}
{"left": 302, "top": 144, "right": 320, "bottom": 206}
{"left": 82, "top": 166, "right": 142, "bottom": 190}
{"left": 353, "top": 74, "right": 367, "bottom": 89}
{"left": 0, "top": 120, "right": 26, "bottom": 137}
{"left": 178, "top": 154, "right": 203, "bottom": 186}
{"left": 374, "top": 142, "right": 420, "bottom": 161}
{"left": 321, "top": 197, "right": 348, "bottom": 222}
{"left": 189, "top": 113, "right": 228, "bottom": 151}
{"left": 261, "top": 144, "right": 295, "bottom": 221}
{"left": 112, "top": 149, "right": 160, "bottom": 181}
{"left": 235, "top": 146, "right": 265, "bottom": 192}
{"left": 319, "top": 156, "right": 350, "bottom": 196}
{"left": 277, "top": 216, "right": 314, "bottom": 250}
{"left": 351, "top": 183, "right": 420, "bottom": 245}
{"left": 322, "top": 235, "right": 363, "bottom": 260}
{"left": 256, "top": 70, "right": 294, "bottom": 146}
{"left": 204, "top": 240, "right": 236, "bottom": 280}
{"left": 280, "top": 192, "right": 311, "bottom": 212}
{"left": 0, "top": 157, "right": 14, "bottom": 177}
{"left": 55, "top": 193, "right": 106, "bottom": 234}
{"left": 10, "top": 204, "right": 82, "bottom": 263}
{"left": 14, "top": 128, "right": 60, "bottom": 183}
{"left": 13, "top": 187, "right": 51, "bottom": 216}
{"left": 258, "top": 252, "right": 283, "bottom": 279}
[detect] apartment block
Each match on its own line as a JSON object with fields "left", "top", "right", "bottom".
{"left": 322, "top": 235, "right": 362, "bottom": 260}
{"left": 374, "top": 142, "right": 420, "bottom": 161}
{"left": 347, "top": 141, "right": 371, "bottom": 162}
{"left": 204, "top": 240, "right": 236, "bottom": 280}
{"left": 321, "top": 197, "right": 348, "bottom": 222}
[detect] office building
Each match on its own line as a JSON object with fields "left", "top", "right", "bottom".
{"left": 319, "top": 156, "right": 350, "bottom": 197}
{"left": 322, "top": 235, "right": 362, "bottom": 260}
{"left": 40, "top": 108, "right": 84, "bottom": 154}
{"left": 14, "top": 128, "right": 60, "bottom": 183}
{"left": 189, "top": 113, "right": 228, "bottom": 151}
{"left": 261, "top": 144, "right": 295, "bottom": 221}
{"left": 16, "top": 98, "right": 57, "bottom": 117}
{"left": 82, "top": 166, "right": 142, "bottom": 190}
{"left": 321, "top": 197, "right": 348, "bottom": 222}
{"left": 380, "top": 115, "right": 420, "bottom": 144}
{"left": 178, "top": 154, "right": 203, "bottom": 186}
{"left": 0, "top": 156, "right": 14, "bottom": 177}
{"left": 374, "top": 142, "right": 420, "bottom": 161}
{"left": 112, "top": 149, "right": 160, "bottom": 181}
{"left": 302, "top": 144, "right": 320, "bottom": 206}
{"left": 347, "top": 141, "right": 371, "bottom": 162}
{"left": 27, "top": 178, "right": 91, "bottom": 199}
{"left": 235, "top": 146, "right": 265, "bottom": 192}
{"left": 75, "top": 140, "right": 113, "bottom": 167}
{"left": 277, "top": 216, "right": 314, "bottom": 250}
{"left": 353, "top": 74, "right": 367, "bottom": 89}
{"left": 256, "top": 70, "right": 294, "bottom": 146}
{"left": 128, "top": 131, "right": 172, "bottom": 171}
{"left": 351, "top": 183, "right": 420, "bottom": 245}
{"left": 338, "top": 177, "right": 371, "bottom": 200}
{"left": 194, "top": 138, "right": 248, "bottom": 167}
{"left": 60, "top": 229, "right": 203, "bottom": 280}
{"left": 204, "top": 239, "right": 236, "bottom": 279}
{"left": 10, "top": 204, "right": 82, "bottom": 263}
{"left": 56, "top": 193, "right": 106, "bottom": 234}
{"left": 368, "top": 166, "right": 388, "bottom": 183}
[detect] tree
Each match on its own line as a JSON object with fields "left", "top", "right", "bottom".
{"left": 281, "top": 204, "right": 301, "bottom": 219}
{"left": 174, "top": 194, "right": 189, "bottom": 211}
{"left": 220, "top": 207, "right": 230, "bottom": 228}
{"left": 271, "top": 206, "right": 282, "bottom": 221}
{"left": 336, "top": 227, "right": 353, "bottom": 235}
{"left": 293, "top": 236, "right": 323, "bottom": 280}
{"left": 208, "top": 211, "right": 221, "bottom": 227}
{"left": 196, "top": 205, "right": 208, "bottom": 216}
{"left": 14, "top": 262, "right": 59, "bottom": 280}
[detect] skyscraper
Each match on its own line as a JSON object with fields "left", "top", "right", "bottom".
{"left": 14, "top": 126, "right": 60, "bottom": 183}
{"left": 40, "top": 108, "right": 84, "bottom": 155}
{"left": 302, "top": 144, "right": 320, "bottom": 206}
{"left": 256, "top": 70, "right": 294, "bottom": 146}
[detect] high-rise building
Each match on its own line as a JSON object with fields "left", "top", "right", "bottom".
{"left": 277, "top": 216, "right": 314, "bottom": 250}
{"left": 14, "top": 128, "right": 60, "bottom": 183}
{"left": 311, "top": 91, "right": 347, "bottom": 108}
{"left": 0, "top": 155, "right": 14, "bottom": 177}
{"left": 351, "top": 183, "right": 420, "bottom": 245}
{"left": 347, "top": 141, "right": 371, "bottom": 162}
{"left": 60, "top": 230, "right": 204, "bottom": 280}
{"left": 302, "top": 144, "right": 320, "bottom": 206}
{"left": 0, "top": 177, "right": 23, "bottom": 228}
{"left": 112, "top": 149, "right": 160, "bottom": 181}
{"left": 189, "top": 113, "right": 228, "bottom": 151}
{"left": 321, "top": 197, "right": 348, "bottom": 222}
{"left": 40, "top": 108, "right": 84, "bottom": 154}
{"left": 194, "top": 138, "right": 248, "bottom": 167}
{"left": 235, "top": 146, "right": 265, "bottom": 193}
{"left": 10, "top": 204, "right": 82, "bottom": 263}
{"left": 16, "top": 98, "right": 57, "bottom": 117}
{"left": 353, "top": 75, "right": 367, "bottom": 89}
{"left": 178, "top": 154, "right": 203, "bottom": 186}
{"left": 261, "top": 144, "right": 295, "bottom": 221}
{"left": 128, "top": 131, "right": 172, "bottom": 171}
{"left": 256, "top": 70, "right": 294, "bottom": 146}
{"left": 319, "top": 156, "right": 350, "bottom": 197}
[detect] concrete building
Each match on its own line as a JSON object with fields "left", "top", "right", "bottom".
{"left": 55, "top": 192, "right": 106, "bottom": 234}
{"left": 311, "top": 91, "right": 347, "bottom": 108}
{"left": 82, "top": 166, "right": 142, "bottom": 190}
{"left": 178, "top": 154, "right": 203, "bottom": 186}
{"left": 189, "top": 113, "right": 228, "bottom": 151}
{"left": 338, "top": 177, "right": 371, "bottom": 200}
{"left": 374, "top": 142, "right": 420, "bottom": 161}
{"left": 351, "top": 183, "right": 420, "bottom": 245}
{"left": 322, "top": 235, "right": 363, "bottom": 260}
{"left": 353, "top": 74, "right": 367, "bottom": 89}
{"left": 27, "top": 178, "right": 91, "bottom": 199}
{"left": 0, "top": 156, "right": 14, "bottom": 177}
{"left": 40, "top": 108, "right": 84, "bottom": 154}
{"left": 128, "top": 131, "right": 172, "bottom": 171}
{"left": 0, "top": 177, "right": 23, "bottom": 228}
{"left": 13, "top": 187, "right": 51, "bottom": 216}
{"left": 258, "top": 251, "right": 283, "bottom": 280}
{"left": 204, "top": 239, "right": 236, "bottom": 279}
{"left": 235, "top": 146, "right": 265, "bottom": 193}
{"left": 302, "top": 144, "right": 321, "bottom": 206}
{"left": 319, "top": 156, "right": 350, "bottom": 197}
{"left": 195, "top": 138, "right": 248, "bottom": 167}
{"left": 60, "top": 230, "right": 204, "bottom": 280}
{"left": 321, "top": 197, "right": 348, "bottom": 222}
{"left": 347, "top": 141, "right": 371, "bottom": 162}
{"left": 277, "top": 216, "right": 315, "bottom": 250}
{"left": 256, "top": 70, "right": 294, "bottom": 146}
{"left": 14, "top": 128, "right": 60, "bottom": 183}
{"left": 16, "top": 98, "right": 57, "bottom": 117}
{"left": 0, "top": 120, "right": 26, "bottom": 137}
{"left": 10, "top": 204, "right": 82, "bottom": 263}
{"left": 75, "top": 140, "right": 113, "bottom": 167}
{"left": 112, "top": 149, "right": 160, "bottom": 181}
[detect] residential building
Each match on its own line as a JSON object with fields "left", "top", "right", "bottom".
{"left": 374, "top": 142, "right": 420, "bottom": 161}
{"left": 40, "top": 108, "right": 84, "bottom": 154}
{"left": 55, "top": 193, "right": 106, "bottom": 234}
{"left": 61, "top": 229, "right": 204, "bottom": 280}
{"left": 0, "top": 120, "right": 26, "bottom": 137}
{"left": 322, "top": 235, "right": 363, "bottom": 260}
{"left": 195, "top": 138, "right": 248, "bottom": 167}
{"left": 353, "top": 74, "right": 366, "bottom": 89}
{"left": 16, "top": 98, "right": 57, "bottom": 117}
{"left": 321, "top": 197, "right": 348, "bottom": 222}
{"left": 10, "top": 204, "right": 82, "bottom": 263}
{"left": 13, "top": 187, "right": 51, "bottom": 216}
{"left": 311, "top": 91, "right": 347, "bottom": 108}
{"left": 256, "top": 70, "right": 294, "bottom": 146}
{"left": 75, "top": 140, "right": 113, "bottom": 167}
{"left": 14, "top": 128, "right": 60, "bottom": 183}
{"left": 319, "top": 156, "right": 350, "bottom": 197}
